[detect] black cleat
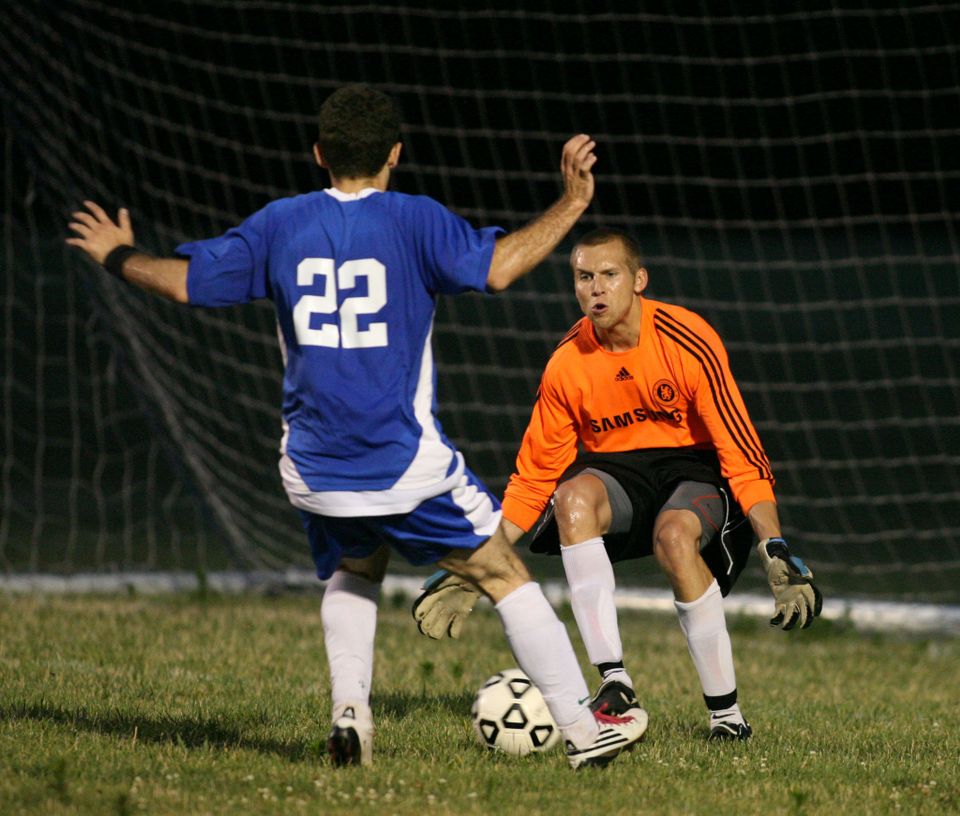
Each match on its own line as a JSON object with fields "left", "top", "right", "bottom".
{"left": 708, "top": 716, "right": 753, "bottom": 741}
{"left": 589, "top": 678, "right": 640, "bottom": 717}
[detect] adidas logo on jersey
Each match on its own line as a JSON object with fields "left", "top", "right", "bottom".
{"left": 614, "top": 367, "right": 633, "bottom": 381}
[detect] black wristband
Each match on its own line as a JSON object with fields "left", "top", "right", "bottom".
{"left": 102, "top": 245, "right": 138, "bottom": 279}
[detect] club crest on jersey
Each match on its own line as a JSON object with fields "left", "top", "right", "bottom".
{"left": 653, "top": 379, "right": 679, "bottom": 405}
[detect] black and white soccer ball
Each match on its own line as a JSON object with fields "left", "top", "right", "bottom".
{"left": 471, "top": 668, "right": 560, "bottom": 756}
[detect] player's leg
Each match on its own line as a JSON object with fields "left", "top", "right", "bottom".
{"left": 303, "top": 510, "right": 389, "bottom": 766}
{"left": 653, "top": 482, "right": 751, "bottom": 740}
{"left": 432, "top": 503, "right": 646, "bottom": 766}
{"left": 322, "top": 545, "right": 390, "bottom": 766}
{"left": 367, "top": 465, "right": 646, "bottom": 767}
{"left": 552, "top": 470, "right": 637, "bottom": 712}
{"left": 437, "top": 527, "right": 611, "bottom": 752}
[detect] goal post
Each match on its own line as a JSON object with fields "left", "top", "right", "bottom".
{"left": 2, "top": 3, "right": 958, "bottom": 603}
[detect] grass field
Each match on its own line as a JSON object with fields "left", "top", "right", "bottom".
{"left": 0, "top": 590, "right": 957, "bottom": 815}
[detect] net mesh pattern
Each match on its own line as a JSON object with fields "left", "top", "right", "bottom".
{"left": 2, "top": 1, "right": 958, "bottom": 600}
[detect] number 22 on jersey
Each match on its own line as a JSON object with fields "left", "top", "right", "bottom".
{"left": 292, "top": 258, "right": 388, "bottom": 349}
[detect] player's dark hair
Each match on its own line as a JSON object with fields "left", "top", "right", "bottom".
{"left": 575, "top": 227, "right": 644, "bottom": 271}
{"left": 317, "top": 84, "right": 401, "bottom": 179}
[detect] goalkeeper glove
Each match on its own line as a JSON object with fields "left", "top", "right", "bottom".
{"left": 412, "top": 570, "right": 481, "bottom": 639}
{"left": 757, "top": 538, "right": 823, "bottom": 630}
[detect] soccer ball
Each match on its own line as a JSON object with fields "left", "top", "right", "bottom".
{"left": 471, "top": 668, "right": 560, "bottom": 756}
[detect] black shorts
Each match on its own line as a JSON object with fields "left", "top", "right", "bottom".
{"left": 528, "top": 447, "right": 754, "bottom": 596}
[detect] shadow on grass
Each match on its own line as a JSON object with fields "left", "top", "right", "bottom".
{"left": 0, "top": 701, "right": 312, "bottom": 762}
{"left": 374, "top": 688, "right": 474, "bottom": 719}
{"left": 725, "top": 612, "right": 856, "bottom": 639}
{"left": 3, "top": 691, "right": 476, "bottom": 762}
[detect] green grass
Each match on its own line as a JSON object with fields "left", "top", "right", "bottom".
{"left": 0, "top": 591, "right": 957, "bottom": 815}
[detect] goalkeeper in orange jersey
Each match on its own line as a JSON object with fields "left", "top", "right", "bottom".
{"left": 415, "top": 226, "right": 822, "bottom": 740}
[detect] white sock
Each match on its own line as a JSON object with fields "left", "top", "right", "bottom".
{"left": 321, "top": 570, "right": 380, "bottom": 715}
{"left": 674, "top": 579, "right": 737, "bottom": 699}
{"left": 561, "top": 537, "right": 623, "bottom": 666}
{"left": 710, "top": 703, "right": 745, "bottom": 724}
{"left": 601, "top": 668, "right": 634, "bottom": 688}
{"left": 495, "top": 582, "right": 598, "bottom": 748}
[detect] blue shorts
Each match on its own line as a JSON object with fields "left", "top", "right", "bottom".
{"left": 301, "top": 467, "right": 502, "bottom": 579}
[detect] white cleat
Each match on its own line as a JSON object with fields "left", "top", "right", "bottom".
{"left": 566, "top": 706, "right": 649, "bottom": 769}
{"left": 327, "top": 702, "right": 373, "bottom": 766}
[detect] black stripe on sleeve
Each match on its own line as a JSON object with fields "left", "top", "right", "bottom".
{"left": 654, "top": 310, "right": 772, "bottom": 481}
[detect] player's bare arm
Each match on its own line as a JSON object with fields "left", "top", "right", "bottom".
{"left": 66, "top": 200, "right": 189, "bottom": 303}
{"left": 498, "top": 517, "right": 526, "bottom": 547}
{"left": 412, "top": 516, "right": 528, "bottom": 639}
{"left": 485, "top": 134, "right": 597, "bottom": 292}
{"left": 746, "top": 500, "right": 782, "bottom": 540}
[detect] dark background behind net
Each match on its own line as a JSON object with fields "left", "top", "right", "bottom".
{"left": 2, "top": 2, "right": 959, "bottom": 602}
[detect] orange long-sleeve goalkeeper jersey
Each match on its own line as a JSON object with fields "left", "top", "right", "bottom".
{"left": 502, "top": 297, "right": 775, "bottom": 531}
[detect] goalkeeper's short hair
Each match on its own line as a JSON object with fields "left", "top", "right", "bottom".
{"left": 318, "top": 84, "right": 401, "bottom": 179}
{"left": 575, "top": 227, "right": 644, "bottom": 271}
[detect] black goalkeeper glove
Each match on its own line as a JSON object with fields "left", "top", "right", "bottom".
{"left": 757, "top": 538, "right": 823, "bottom": 630}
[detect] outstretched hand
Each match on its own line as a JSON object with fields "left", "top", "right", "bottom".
{"left": 560, "top": 134, "right": 597, "bottom": 208}
{"left": 66, "top": 201, "right": 134, "bottom": 264}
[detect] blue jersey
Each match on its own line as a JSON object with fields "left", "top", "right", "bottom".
{"left": 176, "top": 188, "right": 503, "bottom": 516}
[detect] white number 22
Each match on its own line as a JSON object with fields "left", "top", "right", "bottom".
{"left": 292, "top": 257, "right": 388, "bottom": 348}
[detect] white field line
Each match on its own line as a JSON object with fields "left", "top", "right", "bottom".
{"left": 2, "top": 571, "right": 958, "bottom": 636}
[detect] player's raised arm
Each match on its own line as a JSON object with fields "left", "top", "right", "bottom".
{"left": 485, "top": 134, "right": 597, "bottom": 292}
{"left": 66, "top": 200, "right": 188, "bottom": 303}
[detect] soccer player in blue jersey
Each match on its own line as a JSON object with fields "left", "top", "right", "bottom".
{"left": 67, "top": 84, "right": 647, "bottom": 768}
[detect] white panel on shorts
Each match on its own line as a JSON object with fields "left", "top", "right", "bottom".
{"left": 449, "top": 471, "right": 502, "bottom": 538}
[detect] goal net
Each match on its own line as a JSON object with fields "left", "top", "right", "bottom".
{"left": 3, "top": 2, "right": 958, "bottom": 603}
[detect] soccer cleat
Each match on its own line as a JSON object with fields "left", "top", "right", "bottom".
{"left": 566, "top": 706, "right": 649, "bottom": 769}
{"left": 589, "top": 678, "right": 639, "bottom": 717}
{"left": 708, "top": 712, "right": 753, "bottom": 742}
{"left": 327, "top": 703, "right": 373, "bottom": 766}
